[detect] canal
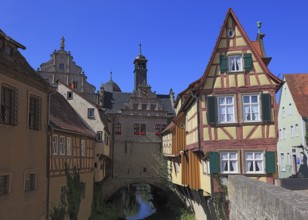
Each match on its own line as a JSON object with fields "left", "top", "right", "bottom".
{"left": 105, "top": 183, "right": 193, "bottom": 220}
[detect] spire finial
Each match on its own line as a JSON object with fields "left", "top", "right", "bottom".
{"left": 60, "top": 36, "right": 65, "bottom": 50}
{"left": 257, "top": 21, "right": 262, "bottom": 34}
{"left": 110, "top": 71, "right": 113, "bottom": 81}
{"left": 139, "top": 43, "right": 142, "bottom": 55}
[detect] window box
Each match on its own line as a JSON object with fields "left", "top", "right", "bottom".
{"left": 139, "top": 132, "right": 146, "bottom": 135}
{"left": 155, "top": 132, "right": 160, "bottom": 136}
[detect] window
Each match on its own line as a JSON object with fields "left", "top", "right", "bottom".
{"left": 283, "top": 128, "right": 286, "bottom": 139}
{"left": 115, "top": 123, "right": 122, "bottom": 135}
{"left": 155, "top": 124, "right": 161, "bottom": 135}
{"left": 174, "top": 162, "right": 180, "bottom": 173}
{"left": 59, "top": 136, "right": 66, "bottom": 155}
{"left": 287, "top": 153, "right": 291, "bottom": 165}
{"left": 140, "top": 123, "right": 146, "bottom": 135}
{"left": 242, "top": 94, "right": 260, "bottom": 122}
{"left": 245, "top": 152, "right": 264, "bottom": 173}
{"left": 291, "top": 125, "right": 295, "bottom": 137}
{"left": 25, "top": 173, "right": 36, "bottom": 192}
{"left": 229, "top": 55, "right": 242, "bottom": 72}
{"left": 202, "top": 160, "right": 207, "bottom": 174}
{"left": 0, "top": 175, "right": 9, "bottom": 195}
{"left": 279, "top": 129, "right": 282, "bottom": 140}
{"left": 280, "top": 153, "right": 285, "bottom": 171}
{"left": 134, "top": 123, "right": 146, "bottom": 135}
{"left": 28, "top": 95, "right": 41, "bottom": 130}
{"left": 282, "top": 107, "right": 285, "bottom": 118}
{"left": 96, "top": 131, "right": 103, "bottom": 142}
{"left": 218, "top": 96, "right": 235, "bottom": 123}
{"left": 0, "top": 83, "right": 18, "bottom": 125}
{"left": 66, "top": 137, "right": 72, "bottom": 156}
{"left": 289, "top": 103, "right": 292, "bottom": 115}
{"left": 295, "top": 124, "right": 300, "bottom": 136}
{"left": 104, "top": 133, "right": 109, "bottom": 146}
{"left": 73, "top": 81, "right": 78, "bottom": 89}
{"left": 4, "top": 45, "right": 12, "bottom": 56}
{"left": 59, "top": 63, "right": 64, "bottom": 69}
{"left": 220, "top": 152, "right": 238, "bottom": 173}
{"left": 88, "top": 108, "right": 95, "bottom": 119}
{"left": 52, "top": 135, "right": 58, "bottom": 155}
{"left": 81, "top": 139, "right": 86, "bottom": 157}
{"left": 67, "top": 91, "right": 73, "bottom": 100}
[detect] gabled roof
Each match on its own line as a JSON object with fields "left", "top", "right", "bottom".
{"left": 284, "top": 74, "right": 308, "bottom": 118}
{"left": 50, "top": 92, "right": 95, "bottom": 137}
{"left": 0, "top": 30, "right": 52, "bottom": 93}
{"left": 198, "top": 8, "right": 281, "bottom": 90}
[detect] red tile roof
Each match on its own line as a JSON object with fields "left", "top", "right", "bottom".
{"left": 285, "top": 74, "right": 308, "bottom": 118}
{"left": 50, "top": 92, "right": 95, "bottom": 137}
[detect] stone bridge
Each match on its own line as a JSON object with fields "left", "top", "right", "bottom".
{"left": 228, "top": 175, "right": 308, "bottom": 220}
{"left": 101, "top": 177, "right": 167, "bottom": 200}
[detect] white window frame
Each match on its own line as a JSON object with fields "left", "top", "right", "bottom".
{"left": 290, "top": 125, "right": 294, "bottom": 137}
{"left": 280, "top": 153, "right": 285, "bottom": 171}
{"left": 52, "top": 135, "right": 58, "bottom": 155}
{"left": 228, "top": 55, "right": 243, "bottom": 72}
{"left": 202, "top": 160, "right": 208, "bottom": 174}
{"left": 283, "top": 128, "right": 286, "bottom": 139}
{"left": 66, "top": 137, "right": 72, "bottom": 156}
{"left": 220, "top": 152, "right": 238, "bottom": 174}
{"left": 279, "top": 129, "right": 282, "bottom": 140}
{"left": 295, "top": 124, "right": 300, "bottom": 136}
{"left": 174, "top": 162, "right": 180, "bottom": 173}
{"left": 245, "top": 151, "right": 264, "bottom": 174}
{"left": 217, "top": 96, "right": 235, "bottom": 124}
{"left": 59, "top": 136, "right": 66, "bottom": 155}
{"left": 81, "top": 139, "right": 86, "bottom": 157}
{"left": 242, "top": 94, "right": 261, "bottom": 122}
{"left": 289, "top": 103, "right": 292, "bottom": 115}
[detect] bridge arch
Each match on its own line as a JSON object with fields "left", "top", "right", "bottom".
{"left": 101, "top": 177, "right": 167, "bottom": 200}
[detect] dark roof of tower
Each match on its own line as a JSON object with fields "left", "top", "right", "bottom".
{"left": 103, "top": 80, "right": 122, "bottom": 92}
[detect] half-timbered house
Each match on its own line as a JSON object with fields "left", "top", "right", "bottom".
{"left": 49, "top": 92, "right": 95, "bottom": 220}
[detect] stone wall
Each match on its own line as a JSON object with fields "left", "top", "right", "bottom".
{"left": 228, "top": 175, "right": 308, "bottom": 220}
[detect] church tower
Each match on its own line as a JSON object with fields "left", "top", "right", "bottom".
{"left": 133, "top": 44, "right": 148, "bottom": 91}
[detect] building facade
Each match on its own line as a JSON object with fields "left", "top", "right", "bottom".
{"left": 0, "top": 30, "right": 52, "bottom": 220}
{"left": 49, "top": 92, "right": 95, "bottom": 220}
{"left": 277, "top": 74, "right": 308, "bottom": 178}
{"left": 162, "top": 9, "right": 282, "bottom": 197}
{"left": 101, "top": 48, "right": 175, "bottom": 181}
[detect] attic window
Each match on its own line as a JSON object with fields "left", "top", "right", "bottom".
{"left": 4, "top": 45, "right": 12, "bottom": 56}
{"left": 88, "top": 108, "right": 95, "bottom": 119}
{"left": 67, "top": 91, "right": 73, "bottom": 100}
{"left": 227, "top": 28, "right": 235, "bottom": 38}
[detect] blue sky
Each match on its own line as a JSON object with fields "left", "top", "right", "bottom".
{"left": 1, "top": 1, "right": 308, "bottom": 96}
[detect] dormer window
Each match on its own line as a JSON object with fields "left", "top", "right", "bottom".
{"left": 67, "top": 91, "right": 73, "bottom": 100}
{"left": 4, "top": 45, "right": 12, "bottom": 56}
{"left": 88, "top": 108, "right": 95, "bottom": 119}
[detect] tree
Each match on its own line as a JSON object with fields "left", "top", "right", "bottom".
{"left": 65, "top": 164, "right": 85, "bottom": 220}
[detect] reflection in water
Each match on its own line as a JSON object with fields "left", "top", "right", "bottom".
{"left": 113, "top": 184, "right": 156, "bottom": 220}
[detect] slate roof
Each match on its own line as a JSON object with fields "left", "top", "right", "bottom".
{"left": 102, "top": 91, "right": 175, "bottom": 115}
{"left": 50, "top": 92, "right": 95, "bottom": 137}
{"left": 284, "top": 74, "right": 308, "bottom": 118}
{"left": 0, "top": 30, "right": 52, "bottom": 92}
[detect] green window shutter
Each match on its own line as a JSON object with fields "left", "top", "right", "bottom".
{"left": 207, "top": 96, "right": 217, "bottom": 125}
{"left": 244, "top": 53, "right": 252, "bottom": 72}
{"left": 209, "top": 152, "right": 220, "bottom": 174}
{"left": 265, "top": 151, "right": 276, "bottom": 174}
{"left": 220, "top": 55, "right": 228, "bottom": 73}
{"left": 261, "top": 93, "right": 272, "bottom": 123}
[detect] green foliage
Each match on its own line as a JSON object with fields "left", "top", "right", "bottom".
{"left": 213, "top": 174, "right": 228, "bottom": 220}
{"left": 65, "top": 164, "right": 85, "bottom": 220}
{"left": 179, "top": 209, "right": 195, "bottom": 220}
{"left": 49, "top": 204, "right": 66, "bottom": 220}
